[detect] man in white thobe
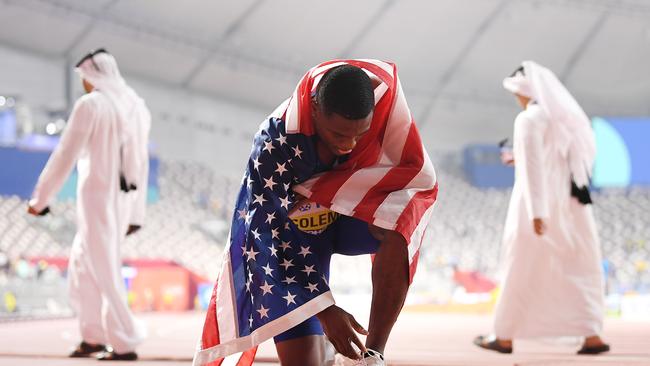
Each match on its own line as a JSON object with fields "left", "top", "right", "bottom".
{"left": 474, "top": 61, "right": 609, "bottom": 355}
{"left": 27, "top": 49, "right": 151, "bottom": 361}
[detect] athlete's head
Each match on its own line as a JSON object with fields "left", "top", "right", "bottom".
{"left": 312, "top": 65, "right": 374, "bottom": 156}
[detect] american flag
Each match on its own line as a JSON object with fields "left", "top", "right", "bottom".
{"left": 193, "top": 59, "right": 438, "bottom": 366}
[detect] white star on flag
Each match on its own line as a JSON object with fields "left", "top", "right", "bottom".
{"left": 251, "top": 228, "right": 261, "bottom": 241}
{"left": 282, "top": 291, "right": 297, "bottom": 306}
{"left": 237, "top": 208, "right": 247, "bottom": 220}
{"left": 305, "top": 282, "right": 319, "bottom": 293}
{"left": 292, "top": 145, "right": 303, "bottom": 159}
{"left": 262, "top": 263, "right": 274, "bottom": 276}
{"left": 263, "top": 140, "right": 275, "bottom": 153}
{"left": 269, "top": 243, "right": 278, "bottom": 257}
{"left": 245, "top": 247, "right": 259, "bottom": 262}
{"left": 271, "top": 227, "right": 280, "bottom": 239}
{"left": 253, "top": 193, "right": 266, "bottom": 206}
{"left": 259, "top": 280, "right": 274, "bottom": 296}
{"left": 280, "top": 258, "right": 294, "bottom": 270}
{"left": 263, "top": 176, "right": 277, "bottom": 190}
{"left": 276, "top": 133, "right": 287, "bottom": 146}
{"left": 302, "top": 265, "right": 316, "bottom": 276}
{"left": 257, "top": 304, "right": 270, "bottom": 319}
{"left": 279, "top": 241, "right": 292, "bottom": 251}
{"left": 252, "top": 156, "right": 262, "bottom": 171}
{"left": 298, "top": 246, "right": 312, "bottom": 258}
{"left": 265, "top": 212, "right": 276, "bottom": 224}
{"left": 279, "top": 195, "right": 291, "bottom": 210}
{"left": 249, "top": 315, "right": 253, "bottom": 327}
{"left": 283, "top": 182, "right": 291, "bottom": 191}
{"left": 275, "top": 162, "right": 288, "bottom": 176}
{"left": 282, "top": 276, "right": 297, "bottom": 284}
{"left": 245, "top": 279, "right": 251, "bottom": 292}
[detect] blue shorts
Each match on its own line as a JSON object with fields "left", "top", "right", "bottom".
{"left": 273, "top": 215, "right": 380, "bottom": 343}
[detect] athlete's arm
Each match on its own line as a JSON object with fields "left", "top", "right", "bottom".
{"left": 366, "top": 225, "right": 409, "bottom": 354}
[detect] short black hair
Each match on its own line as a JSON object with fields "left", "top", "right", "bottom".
{"left": 316, "top": 65, "right": 374, "bottom": 120}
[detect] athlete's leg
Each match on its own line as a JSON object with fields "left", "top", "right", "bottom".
{"left": 273, "top": 227, "right": 334, "bottom": 365}
{"left": 274, "top": 318, "right": 327, "bottom": 366}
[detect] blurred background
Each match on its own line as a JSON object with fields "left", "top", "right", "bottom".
{"left": 1, "top": 0, "right": 649, "bottom": 327}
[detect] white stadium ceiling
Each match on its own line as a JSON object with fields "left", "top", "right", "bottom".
{"left": 1, "top": 0, "right": 649, "bottom": 124}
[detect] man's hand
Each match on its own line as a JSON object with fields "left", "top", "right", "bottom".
{"left": 27, "top": 205, "right": 49, "bottom": 216}
{"left": 126, "top": 224, "right": 141, "bottom": 236}
{"left": 500, "top": 150, "right": 515, "bottom": 166}
{"left": 533, "top": 218, "right": 546, "bottom": 236}
{"left": 316, "top": 305, "right": 368, "bottom": 360}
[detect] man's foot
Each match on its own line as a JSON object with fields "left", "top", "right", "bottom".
{"left": 578, "top": 335, "right": 610, "bottom": 355}
{"left": 354, "top": 349, "right": 385, "bottom": 365}
{"left": 577, "top": 343, "right": 610, "bottom": 355}
{"left": 96, "top": 347, "right": 138, "bottom": 361}
{"left": 69, "top": 341, "right": 106, "bottom": 358}
{"left": 473, "top": 335, "right": 513, "bottom": 354}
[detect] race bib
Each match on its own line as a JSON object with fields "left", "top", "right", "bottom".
{"left": 288, "top": 201, "right": 339, "bottom": 235}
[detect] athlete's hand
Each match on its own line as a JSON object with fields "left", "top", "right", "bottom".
{"left": 533, "top": 218, "right": 546, "bottom": 236}
{"left": 316, "top": 305, "right": 368, "bottom": 360}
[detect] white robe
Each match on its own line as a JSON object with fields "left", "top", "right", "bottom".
{"left": 493, "top": 103, "right": 604, "bottom": 339}
{"left": 30, "top": 90, "right": 148, "bottom": 352}
{"left": 117, "top": 91, "right": 151, "bottom": 232}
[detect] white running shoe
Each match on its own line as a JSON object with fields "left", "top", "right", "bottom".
{"left": 333, "top": 353, "right": 356, "bottom": 366}
{"left": 354, "top": 349, "right": 385, "bottom": 366}
{"left": 332, "top": 349, "right": 385, "bottom": 366}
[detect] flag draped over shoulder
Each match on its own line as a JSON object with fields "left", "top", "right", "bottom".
{"left": 193, "top": 59, "right": 438, "bottom": 366}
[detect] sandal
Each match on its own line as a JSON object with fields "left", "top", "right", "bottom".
{"left": 473, "top": 335, "right": 513, "bottom": 354}
{"left": 69, "top": 341, "right": 106, "bottom": 358}
{"left": 97, "top": 348, "right": 138, "bottom": 361}
{"left": 577, "top": 343, "right": 610, "bottom": 355}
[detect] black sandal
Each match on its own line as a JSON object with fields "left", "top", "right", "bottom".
{"left": 473, "top": 335, "right": 513, "bottom": 354}
{"left": 577, "top": 343, "right": 610, "bottom": 355}
{"left": 69, "top": 341, "right": 106, "bottom": 358}
{"left": 97, "top": 348, "right": 138, "bottom": 361}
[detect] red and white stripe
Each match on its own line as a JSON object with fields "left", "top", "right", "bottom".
{"left": 289, "top": 59, "right": 438, "bottom": 280}
{"left": 194, "top": 59, "right": 437, "bottom": 366}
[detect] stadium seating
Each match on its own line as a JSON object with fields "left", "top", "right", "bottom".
{"left": 1, "top": 155, "right": 648, "bottom": 310}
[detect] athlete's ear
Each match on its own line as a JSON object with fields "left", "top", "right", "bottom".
{"left": 311, "top": 96, "right": 319, "bottom": 119}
